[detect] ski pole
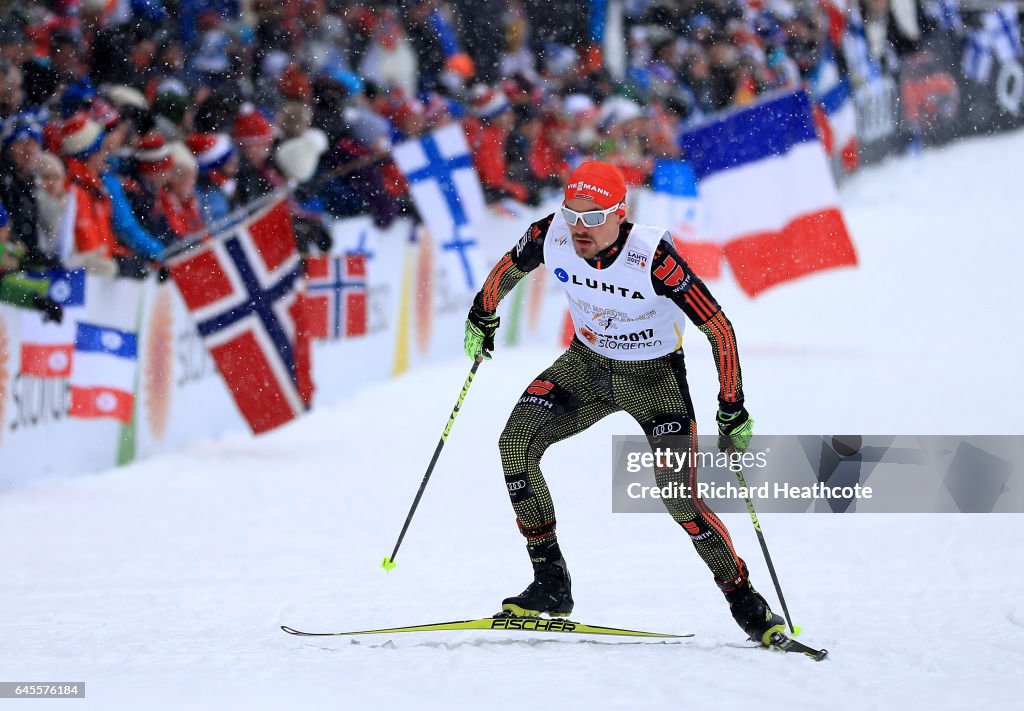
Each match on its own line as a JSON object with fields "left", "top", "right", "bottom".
{"left": 382, "top": 354, "right": 485, "bottom": 571}
{"left": 731, "top": 454, "right": 797, "bottom": 634}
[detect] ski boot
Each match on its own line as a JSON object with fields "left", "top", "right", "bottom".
{"left": 723, "top": 580, "right": 786, "bottom": 646}
{"left": 501, "top": 557, "right": 574, "bottom": 618}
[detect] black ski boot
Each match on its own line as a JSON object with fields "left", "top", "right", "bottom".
{"left": 501, "top": 549, "right": 574, "bottom": 618}
{"left": 723, "top": 580, "right": 786, "bottom": 646}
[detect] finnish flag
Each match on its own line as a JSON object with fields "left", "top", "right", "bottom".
{"left": 393, "top": 123, "right": 487, "bottom": 291}
{"left": 963, "top": 5, "right": 1023, "bottom": 83}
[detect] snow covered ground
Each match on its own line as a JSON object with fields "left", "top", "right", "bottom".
{"left": 3, "top": 132, "right": 1024, "bottom": 710}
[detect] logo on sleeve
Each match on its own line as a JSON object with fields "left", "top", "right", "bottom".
{"left": 526, "top": 379, "right": 554, "bottom": 395}
{"left": 515, "top": 223, "right": 548, "bottom": 256}
{"left": 519, "top": 379, "right": 558, "bottom": 410}
{"left": 515, "top": 229, "right": 531, "bottom": 256}
{"left": 625, "top": 248, "right": 649, "bottom": 271}
{"left": 653, "top": 255, "right": 692, "bottom": 291}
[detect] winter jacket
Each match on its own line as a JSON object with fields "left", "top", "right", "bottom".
{"left": 121, "top": 171, "right": 175, "bottom": 247}
{"left": 235, "top": 155, "right": 283, "bottom": 207}
{"left": 196, "top": 175, "right": 235, "bottom": 227}
{"left": 65, "top": 159, "right": 123, "bottom": 259}
{"left": 0, "top": 153, "right": 58, "bottom": 270}
{"left": 463, "top": 118, "right": 528, "bottom": 203}
{"left": 100, "top": 171, "right": 166, "bottom": 259}
{"left": 160, "top": 191, "right": 204, "bottom": 238}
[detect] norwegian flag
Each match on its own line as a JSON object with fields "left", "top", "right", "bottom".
{"left": 167, "top": 197, "right": 313, "bottom": 434}
{"left": 304, "top": 253, "right": 368, "bottom": 340}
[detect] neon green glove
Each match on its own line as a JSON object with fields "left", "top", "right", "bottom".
{"left": 716, "top": 405, "right": 754, "bottom": 452}
{"left": 464, "top": 305, "right": 499, "bottom": 360}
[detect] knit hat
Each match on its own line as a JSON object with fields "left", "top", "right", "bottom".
{"left": 564, "top": 161, "right": 627, "bottom": 211}
{"left": 471, "top": 86, "right": 510, "bottom": 122}
{"left": 59, "top": 113, "right": 106, "bottom": 158}
{"left": 278, "top": 65, "right": 312, "bottom": 103}
{"left": 101, "top": 84, "right": 148, "bottom": 111}
{"left": 2, "top": 113, "right": 43, "bottom": 145}
{"left": 167, "top": 141, "right": 197, "bottom": 172}
{"left": 328, "top": 69, "right": 364, "bottom": 96}
{"left": 134, "top": 131, "right": 173, "bottom": 174}
{"left": 59, "top": 78, "right": 97, "bottom": 119}
{"left": 274, "top": 129, "right": 328, "bottom": 183}
{"left": 597, "top": 96, "right": 644, "bottom": 132}
{"left": 153, "top": 91, "right": 188, "bottom": 126}
{"left": 232, "top": 106, "right": 276, "bottom": 146}
{"left": 187, "top": 132, "right": 235, "bottom": 174}
{"left": 445, "top": 53, "right": 475, "bottom": 79}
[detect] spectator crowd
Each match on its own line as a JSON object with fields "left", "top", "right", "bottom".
{"left": 0, "top": 0, "right": 1000, "bottom": 322}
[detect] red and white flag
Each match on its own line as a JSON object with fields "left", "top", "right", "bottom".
{"left": 69, "top": 277, "right": 142, "bottom": 423}
{"left": 167, "top": 196, "right": 313, "bottom": 434}
{"left": 19, "top": 269, "right": 86, "bottom": 378}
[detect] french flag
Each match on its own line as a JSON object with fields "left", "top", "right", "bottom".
{"left": 680, "top": 90, "right": 857, "bottom": 298}
{"left": 69, "top": 278, "right": 142, "bottom": 423}
{"left": 636, "top": 159, "right": 721, "bottom": 279}
{"left": 809, "top": 45, "right": 858, "bottom": 173}
{"left": 19, "top": 269, "right": 86, "bottom": 378}
{"left": 647, "top": 160, "right": 700, "bottom": 240}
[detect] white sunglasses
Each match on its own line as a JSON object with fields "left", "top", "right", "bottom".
{"left": 560, "top": 202, "right": 622, "bottom": 228}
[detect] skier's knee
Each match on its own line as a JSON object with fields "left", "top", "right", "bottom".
{"left": 499, "top": 409, "right": 550, "bottom": 466}
{"left": 498, "top": 418, "right": 527, "bottom": 465}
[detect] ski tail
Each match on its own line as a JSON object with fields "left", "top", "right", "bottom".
{"left": 766, "top": 631, "right": 829, "bottom": 661}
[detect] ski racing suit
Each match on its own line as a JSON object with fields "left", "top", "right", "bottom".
{"left": 472, "top": 212, "right": 751, "bottom": 590}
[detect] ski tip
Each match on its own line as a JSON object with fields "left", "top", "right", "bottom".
{"left": 281, "top": 626, "right": 300, "bottom": 635}
{"left": 381, "top": 556, "right": 397, "bottom": 572}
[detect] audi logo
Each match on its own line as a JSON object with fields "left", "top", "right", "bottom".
{"left": 506, "top": 479, "right": 527, "bottom": 492}
{"left": 653, "top": 422, "right": 682, "bottom": 437}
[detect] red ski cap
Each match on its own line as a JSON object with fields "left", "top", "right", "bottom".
{"left": 564, "top": 160, "right": 627, "bottom": 211}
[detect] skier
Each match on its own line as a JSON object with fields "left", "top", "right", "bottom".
{"left": 463, "top": 160, "right": 785, "bottom": 645}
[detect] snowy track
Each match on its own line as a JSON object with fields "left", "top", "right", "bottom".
{"left": 3, "top": 133, "right": 1024, "bottom": 709}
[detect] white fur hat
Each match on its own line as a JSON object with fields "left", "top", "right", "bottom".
{"left": 274, "top": 130, "right": 328, "bottom": 183}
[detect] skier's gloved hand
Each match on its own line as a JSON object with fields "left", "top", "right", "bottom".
{"left": 464, "top": 305, "right": 499, "bottom": 360}
{"left": 716, "top": 401, "right": 753, "bottom": 452}
{"left": 33, "top": 295, "right": 63, "bottom": 324}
